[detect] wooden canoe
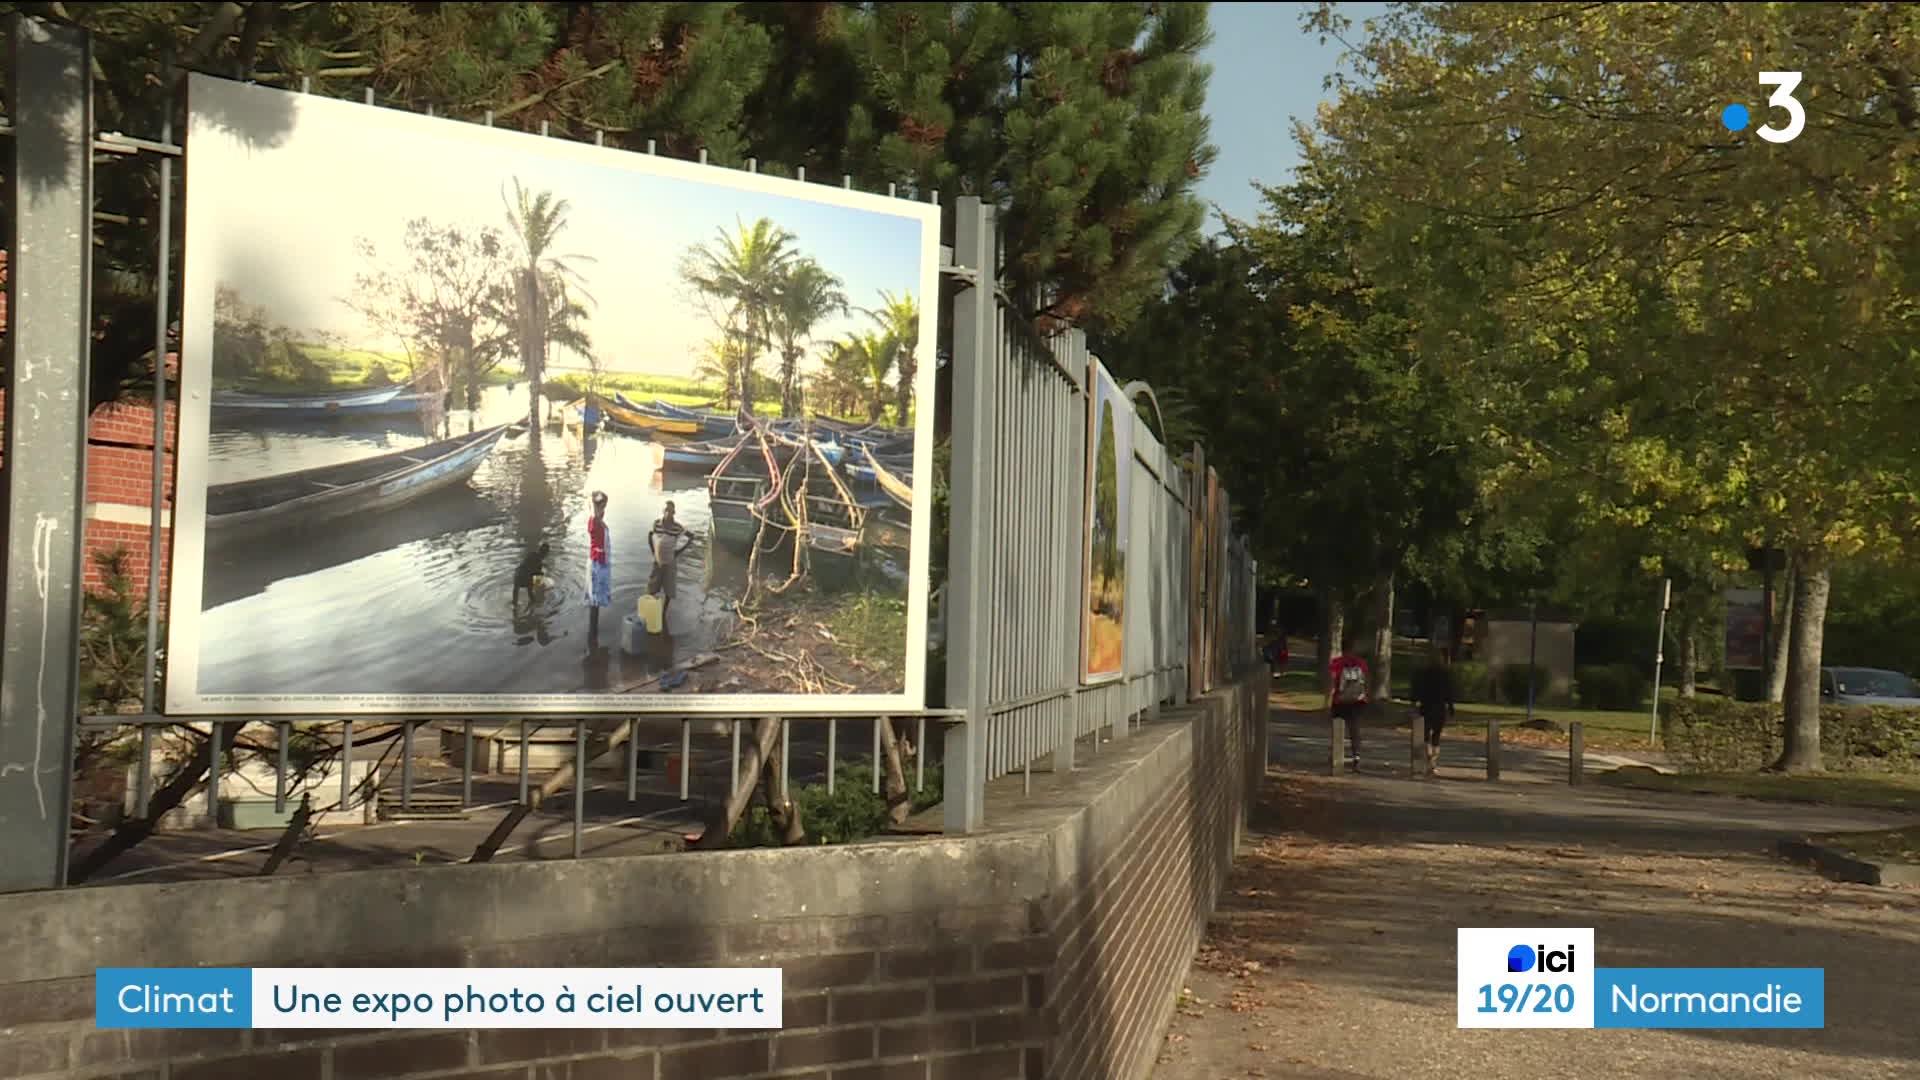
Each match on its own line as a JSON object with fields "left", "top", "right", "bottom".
{"left": 598, "top": 395, "right": 702, "bottom": 437}
{"left": 862, "top": 446, "right": 913, "bottom": 510}
{"left": 212, "top": 383, "right": 415, "bottom": 418}
{"left": 206, "top": 424, "right": 510, "bottom": 539}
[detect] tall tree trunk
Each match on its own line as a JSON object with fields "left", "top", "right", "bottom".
{"left": 878, "top": 718, "right": 913, "bottom": 825}
{"left": 1776, "top": 552, "right": 1831, "bottom": 773}
{"left": 896, "top": 358, "right": 915, "bottom": 425}
{"left": 520, "top": 268, "right": 544, "bottom": 443}
{"left": 1319, "top": 595, "right": 1345, "bottom": 692}
{"left": 1766, "top": 571, "right": 1796, "bottom": 703}
{"left": 1679, "top": 615, "right": 1698, "bottom": 698}
{"left": 780, "top": 346, "right": 800, "bottom": 418}
{"left": 1369, "top": 568, "right": 1394, "bottom": 702}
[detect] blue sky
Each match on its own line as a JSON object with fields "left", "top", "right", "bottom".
{"left": 1193, "top": 2, "right": 1389, "bottom": 231}
{"left": 192, "top": 79, "right": 930, "bottom": 379}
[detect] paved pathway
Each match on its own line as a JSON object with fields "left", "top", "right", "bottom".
{"left": 1153, "top": 705, "right": 1920, "bottom": 1080}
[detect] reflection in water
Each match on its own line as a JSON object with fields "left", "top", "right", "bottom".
{"left": 197, "top": 386, "right": 741, "bottom": 696}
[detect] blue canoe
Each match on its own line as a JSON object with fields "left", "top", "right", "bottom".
{"left": 661, "top": 438, "right": 741, "bottom": 472}
{"left": 206, "top": 423, "right": 510, "bottom": 539}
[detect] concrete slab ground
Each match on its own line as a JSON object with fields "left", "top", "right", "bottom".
{"left": 1153, "top": 705, "right": 1920, "bottom": 1080}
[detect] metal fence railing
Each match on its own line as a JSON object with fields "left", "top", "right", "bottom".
{"left": 0, "top": 15, "right": 1257, "bottom": 890}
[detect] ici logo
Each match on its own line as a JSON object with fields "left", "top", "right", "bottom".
{"left": 1507, "top": 944, "right": 1577, "bottom": 974}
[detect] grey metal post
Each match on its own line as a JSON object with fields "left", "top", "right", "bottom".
{"left": 136, "top": 727, "right": 154, "bottom": 815}
{"left": 462, "top": 719, "right": 474, "bottom": 807}
{"left": 872, "top": 718, "right": 882, "bottom": 795}
{"left": 206, "top": 722, "right": 221, "bottom": 823}
{"left": 942, "top": 195, "right": 995, "bottom": 833}
{"left": 679, "top": 718, "right": 691, "bottom": 802}
{"left": 1329, "top": 715, "right": 1345, "bottom": 775}
{"left": 573, "top": 721, "right": 586, "bottom": 858}
{"left": 1485, "top": 716, "right": 1501, "bottom": 781}
{"left": 340, "top": 721, "right": 354, "bottom": 809}
{"left": 626, "top": 716, "right": 639, "bottom": 802}
{"left": 517, "top": 719, "right": 529, "bottom": 805}
{"left": 826, "top": 717, "right": 837, "bottom": 794}
{"left": 145, "top": 107, "right": 173, "bottom": 716}
{"left": 1525, "top": 602, "right": 1539, "bottom": 723}
{"left": 1411, "top": 714, "right": 1426, "bottom": 777}
{"left": 1650, "top": 578, "right": 1670, "bottom": 742}
{"left": 0, "top": 15, "right": 93, "bottom": 892}
{"left": 1569, "top": 721, "right": 1583, "bottom": 785}
{"left": 730, "top": 720, "right": 741, "bottom": 794}
{"left": 401, "top": 721, "right": 414, "bottom": 811}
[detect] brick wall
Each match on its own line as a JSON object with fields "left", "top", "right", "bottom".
{"left": 0, "top": 677, "right": 1266, "bottom": 1080}
{"left": 0, "top": 354, "right": 181, "bottom": 611}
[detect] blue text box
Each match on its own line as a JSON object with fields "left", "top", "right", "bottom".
{"left": 1595, "top": 968, "right": 1823, "bottom": 1029}
{"left": 95, "top": 968, "right": 253, "bottom": 1029}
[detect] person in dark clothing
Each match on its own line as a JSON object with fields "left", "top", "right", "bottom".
{"left": 1411, "top": 650, "right": 1457, "bottom": 775}
{"left": 512, "top": 541, "right": 550, "bottom": 607}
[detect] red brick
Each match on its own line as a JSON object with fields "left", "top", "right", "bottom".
{"left": 931, "top": 974, "right": 1023, "bottom": 1014}
{"left": 171, "top": 1048, "right": 324, "bottom": 1080}
{"left": 928, "top": 1048, "right": 1023, "bottom": 1080}
{"left": 830, "top": 985, "right": 928, "bottom": 1025}
{"left": 476, "top": 1027, "right": 603, "bottom": 1063}
{"left": 331, "top": 1032, "right": 471, "bottom": 1078}
{"left": 658, "top": 1036, "right": 770, "bottom": 1076}
{"left": 772, "top": 1026, "right": 874, "bottom": 1070}
{"left": 876, "top": 1016, "right": 973, "bottom": 1058}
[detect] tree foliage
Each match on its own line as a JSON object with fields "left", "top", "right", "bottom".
{"left": 2, "top": 1, "right": 1218, "bottom": 412}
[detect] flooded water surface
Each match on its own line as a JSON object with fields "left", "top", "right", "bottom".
{"left": 197, "top": 388, "right": 748, "bottom": 696}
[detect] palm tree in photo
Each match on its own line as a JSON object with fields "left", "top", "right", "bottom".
{"left": 864, "top": 289, "right": 920, "bottom": 426}
{"left": 770, "top": 259, "right": 847, "bottom": 418}
{"left": 694, "top": 328, "right": 755, "bottom": 411}
{"left": 680, "top": 217, "right": 797, "bottom": 415}
{"left": 503, "top": 178, "right": 595, "bottom": 435}
{"left": 818, "top": 331, "right": 894, "bottom": 423}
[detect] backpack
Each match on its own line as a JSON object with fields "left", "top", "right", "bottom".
{"left": 1334, "top": 661, "right": 1368, "bottom": 705}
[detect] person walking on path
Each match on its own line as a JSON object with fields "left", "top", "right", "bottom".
{"left": 1327, "top": 635, "right": 1371, "bottom": 771}
{"left": 586, "top": 490, "right": 612, "bottom": 652}
{"left": 1411, "top": 649, "right": 1457, "bottom": 775}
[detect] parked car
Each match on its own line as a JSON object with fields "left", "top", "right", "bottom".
{"left": 1819, "top": 666, "right": 1920, "bottom": 709}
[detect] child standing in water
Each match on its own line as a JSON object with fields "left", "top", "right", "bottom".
{"left": 586, "top": 491, "right": 611, "bottom": 652}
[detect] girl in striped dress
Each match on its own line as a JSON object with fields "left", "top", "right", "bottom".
{"left": 586, "top": 491, "right": 611, "bottom": 650}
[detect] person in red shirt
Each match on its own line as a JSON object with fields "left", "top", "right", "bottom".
{"left": 586, "top": 491, "right": 612, "bottom": 652}
{"left": 1326, "top": 635, "right": 1371, "bottom": 772}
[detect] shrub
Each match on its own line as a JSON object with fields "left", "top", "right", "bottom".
{"left": 1451, "top": 661, "right": 1494, "bottom": 704}
{"left": 731, "top": 759, "right": 945, "bottom": 847}
{"left": 1662, "top": 697, "right": 1920, "bottom": 773}
{"left": 1576, "top": 664, "right": 1651, "bottom": 711}
{"left": 1498, "top": 663, "right": 1551, "bottom": 706}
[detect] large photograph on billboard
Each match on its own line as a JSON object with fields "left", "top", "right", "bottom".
{"left": 167, "top": 75, "right": 940, "bottom": 715}
{"left": 1081, "top": 359, "right": 1132, "bottom": 684}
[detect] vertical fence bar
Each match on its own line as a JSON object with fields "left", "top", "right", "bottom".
{"left": 144, "top": 107, "right": 173, "bottom": 718}
{"left": 206, "top": 722, "right": 221, "bottom": 823}
{"left": 137, "top": 726, "right": 154, "bottom": 815}
{"left": 827, "top": 718, "right": 838, "bottom": 794}
{"left": 340, "top": 721, "right": 354, "bottom": 809}
{"left": 573, "top": 722, "right": 586, "bottom": 858}
{"left": 401, "top": 721, "right": 415, "bottom": 811}
{"left": 942, "top": 197, "right": 996, "bottom": 832}
{"left": 462, "top": 719, "right": 474, "bottom": 807}
{"left": 779, "top": 723, "right": 789, "bottom": 800}
{"left": 274, "top": 722, "right": 289, "bottom": 814}
{"left": 626, "top": 716, "right": 639, "bottom": 803}
{"left": 872, "top": 719, "right": 882, "bottom": 795}
{"left": 730, "top": 720, "right": 741, "bottom": 794}
{"left": 518, "top": 720, "right": 529, "bottom": 805}
{"left": 915, "top": 716, "right": 926, "bottom": 793}
{"left": 0, "top": 15, "right": 92, "bottom": 891}
{"left": 679, "top": 719, "right": 691, "bottom": 802}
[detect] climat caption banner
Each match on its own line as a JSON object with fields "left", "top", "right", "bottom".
{"left": 1457, "top": 928, "right": 1824, "bottom": 1030}
{"left": 95, "top": 968, "right": 782, "bottom": 1029}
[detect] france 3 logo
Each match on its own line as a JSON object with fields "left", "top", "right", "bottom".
{"left": 1457, "top": 928, "right": 1596, "bottom": 1029}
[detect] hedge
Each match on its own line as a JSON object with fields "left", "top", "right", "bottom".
{"left": 1452, "top": 661, "right": 1494, "bottom": 704}
{"left": 1576, "top": 664, "right": 1651, "bottom": 711}
{"left": 1498, "top": 663, "right": 1552, "bottom": 706}
{"left": 1662, "top": 697, "right": 1920, "bottom": 774}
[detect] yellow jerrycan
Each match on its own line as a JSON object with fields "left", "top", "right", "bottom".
{"left": 636, "top": 592, "right": 665, "bottom": 634}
